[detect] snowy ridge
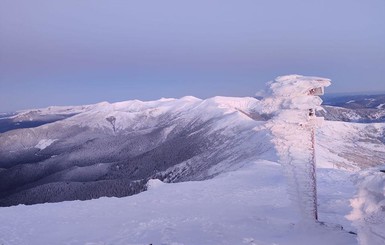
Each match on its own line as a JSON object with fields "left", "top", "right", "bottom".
{"left": 11, "top": 104, "right": 95, "bottom": 122}
{"left": 61, "top": 96, "right": 259, "bottom": 132}
{"left": 0, "top": 95, "right": 273, "bottom": 206}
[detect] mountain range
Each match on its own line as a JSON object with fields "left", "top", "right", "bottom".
{"left": 0, "top": 94, "right": 384, "bottom": 207}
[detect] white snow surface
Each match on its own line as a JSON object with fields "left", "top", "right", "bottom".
{"left": 347, "top": 166, "right": 385, "bottom": 245}
{"left": 146, "top": 179, "right": 165, "bottom": 190}
{"left": 34, "top": 139, "right": 57, "bottom": 150}
{"left": 0, "top": 161, "right": 357, "bottom": 245}
{"left": 317, "top": 121, "right": 385, "bottom": 170}
{"left": 64, "top": 95, "right": 259, "bottom": 132}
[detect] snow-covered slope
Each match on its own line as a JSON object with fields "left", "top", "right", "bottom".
{"left": 319, "top": 93, "right": 385, "bottom": 123}
{"left": 0, "top": 161, "right": 357, "bottom": 245}
{"left": 0, "top": 96, "right": 274, "bottom": 206}
{"left": 317, "top": 121, "right": 385, "bottom": 170}
{"left": 347, "top": 166, "right": 385, "bottom": 245}
{"left": 318, "top": 106, "right": 385, "bottom": 123}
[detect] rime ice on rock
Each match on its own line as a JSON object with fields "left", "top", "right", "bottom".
{"left": 260, "top": 74, "right": 331, "bottom": 222}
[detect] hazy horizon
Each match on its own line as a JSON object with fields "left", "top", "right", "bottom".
{"left": 1, "top": 1, "right": 384, "bottom": 111}
{"left": 0, "top": 89, "right": 383, "bottom": 113}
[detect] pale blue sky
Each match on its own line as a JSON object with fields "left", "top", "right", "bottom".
{"left": 1, "top": 0, "right": 384, "bottom": 111}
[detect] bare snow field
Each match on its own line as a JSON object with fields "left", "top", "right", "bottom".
{"left": 0, "top": 161, "right": 357, "bottom": 245}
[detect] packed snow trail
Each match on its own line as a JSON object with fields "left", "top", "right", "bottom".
{"left": 260, "top": 75, "right": 331, "bottom": 222}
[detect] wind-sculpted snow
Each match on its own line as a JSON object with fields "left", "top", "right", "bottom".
{"left": 259, "top": 75, "right": 331, "bottom": 97}
{"left": 257, "top": 74, "right": 331, "bottom": 115}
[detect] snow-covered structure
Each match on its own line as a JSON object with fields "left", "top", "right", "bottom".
{"left": 260, "top": 75, "right": 331, "bottom": 221}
